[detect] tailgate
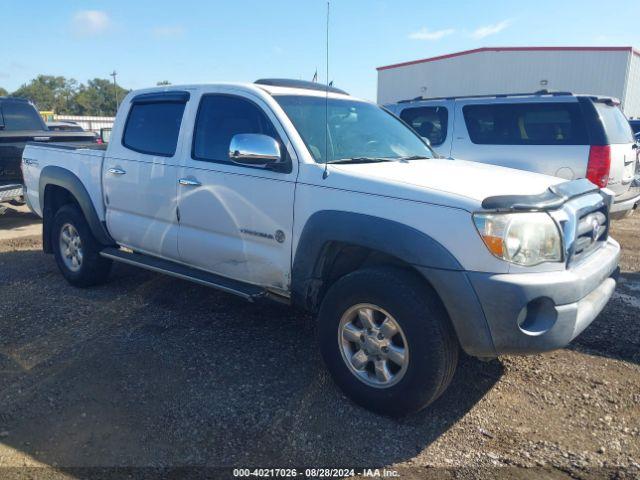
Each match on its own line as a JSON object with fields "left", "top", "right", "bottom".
{"left": 608, "top": 143, "right": 637, "bottom": 196}
{"left": 591, "top": 102, "right": 636, "bottom": 197}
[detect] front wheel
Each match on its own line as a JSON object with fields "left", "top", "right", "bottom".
{"left": 318, "top": 267, "right": 458, "bottom": 416}
{"left": 51, "top": 204, "right": 112, "bottom": 287}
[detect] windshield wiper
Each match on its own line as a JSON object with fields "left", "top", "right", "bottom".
{"left": 397, "top": 155, "right": 434, "bottom": 161}
{"left": 324, "top": 157, "right": 396, "bottom": 165}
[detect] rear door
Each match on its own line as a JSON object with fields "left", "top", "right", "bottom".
{"left": 103, "top": 91, "right": 189, "bottom": 260}
{"left": 451, "top": 100, "right": 590, "bottom": 180}
{"left": 590, "top": 101, "right": 636, "bottom": 196}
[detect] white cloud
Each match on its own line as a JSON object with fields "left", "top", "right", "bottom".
{"left": 471, "top": 19, "right": 512, "bottom": 39}
{"left": 71, "top": 10, "right": 111, "bottom": 37}
{"left": 409, "top": 27, "right": 455, "bottom": 41}
{"left": 152, "top": 26, "right": 185, "bottom": 38}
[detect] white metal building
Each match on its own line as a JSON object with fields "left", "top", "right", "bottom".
{"left": 377, "top": 46, "right": 640, "bottom": 118}
{"left": 54, "top": 115, "right": 114, "bottom": 133}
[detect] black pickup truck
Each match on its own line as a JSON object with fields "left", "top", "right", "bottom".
{"left": 0, "top": 97, "right": 97, "bottom": 204}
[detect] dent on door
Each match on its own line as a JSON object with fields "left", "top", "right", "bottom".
{"left": 176, "top": 169, "right": 294, "bottom": 291}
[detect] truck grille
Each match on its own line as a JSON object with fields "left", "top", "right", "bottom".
{"left": 572, "top": 207, "right": 608, "bottom": 262}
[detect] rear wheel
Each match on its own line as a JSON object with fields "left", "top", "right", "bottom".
{"left": 51, "top": 204, "right": 112, "bottom": 287}
{"left": 318, "top": 266, "right": 458, "bottom": 416}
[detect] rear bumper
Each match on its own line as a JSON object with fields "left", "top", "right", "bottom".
{"left": 610, "top": 186, "right": 640, "bottom": 213}
{"left": 0, "top": 183, "right": 23, "bottom": 203}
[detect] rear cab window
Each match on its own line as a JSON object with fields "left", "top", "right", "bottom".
{"left": 463, "top": 102, "right": 589, "bottom": 145}
{"left": 122, "top": 94, "right": 188, "bottom": 156}
{"left": 0, "top": 101, "right": 46, "bottom": 131}
{"left": 399, "top": 106, "right": 448, "bottom": 146}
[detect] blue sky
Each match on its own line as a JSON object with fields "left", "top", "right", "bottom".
{"left": 2, "top": 0, "right": 639, "bottom": 100}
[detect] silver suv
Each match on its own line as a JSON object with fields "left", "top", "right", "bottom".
{"left": 386, "top": 91, "right": 640, "bottom": 218}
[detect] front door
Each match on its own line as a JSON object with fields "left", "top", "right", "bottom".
{"left": 176, "top": 91, "right": 297, "bottom": 292}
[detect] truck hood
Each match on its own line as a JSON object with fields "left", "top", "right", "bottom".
{"left": 330, "top": 158, "right": 565, "bottom": 210}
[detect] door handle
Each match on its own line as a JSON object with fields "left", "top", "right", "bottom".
{"left": 178, "top": 178, "right": 202, "bottom": 187}
{"left": 108, "top": 167, "right": 126, "bottom": 175}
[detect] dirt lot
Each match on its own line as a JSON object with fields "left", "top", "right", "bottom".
{"left": 0, "top": 205, "right": 638, "bottom": 479}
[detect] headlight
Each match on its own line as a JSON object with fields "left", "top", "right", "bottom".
{"left": 473, "top": 212, "right": 562, "bottom": 266}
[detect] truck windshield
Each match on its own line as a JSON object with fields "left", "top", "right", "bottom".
{"left": 274, "top": 95, "right": 433, "bottom": 163}
{"left": 0, "top": 101, "right": 46, "bottom": 131}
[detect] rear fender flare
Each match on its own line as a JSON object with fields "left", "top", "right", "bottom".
{"left": 39, "top": 166, "right": 114, "bottom": 251}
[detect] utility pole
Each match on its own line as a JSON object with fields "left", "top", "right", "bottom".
{"left": 110, "top": 70, "right": 118, "bottom": 115}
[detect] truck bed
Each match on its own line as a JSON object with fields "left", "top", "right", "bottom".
{"left": 22, "top": 143, "right": 107, "bottom": 219}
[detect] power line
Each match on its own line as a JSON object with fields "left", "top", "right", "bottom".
{"left": 110, "top": 70, "right": 118, "bottom": 115}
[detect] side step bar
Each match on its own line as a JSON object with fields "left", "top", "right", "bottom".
{"left": 100, "top": 247, "right": 266, "bottom": 302}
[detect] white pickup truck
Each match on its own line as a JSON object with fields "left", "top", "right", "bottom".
{"left": 22, "top": 79, "right": 620, "bottom": 415}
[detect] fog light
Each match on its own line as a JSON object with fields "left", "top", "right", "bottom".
{"left": 517, "top": 297, "right": 558, "bottom": 336}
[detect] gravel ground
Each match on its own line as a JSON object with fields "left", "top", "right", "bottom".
{"left": 0, "top": 205, "right": 638, "bottom": 479}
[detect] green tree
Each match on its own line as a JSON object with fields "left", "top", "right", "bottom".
{"left": 11, "top": 75, "right": 78, "bottom": 113}
{"left": 0, "top": 87, "right": 8, "bottom": 96}
{"left": 73, "top": 78, "right": 129, "bottom": 116}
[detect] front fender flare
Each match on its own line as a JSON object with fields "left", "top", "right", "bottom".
{"left": 291, "top": 210, "right": 496, "bottom": 357}
{"left": 291, "top": 210, "right": 461, "bottom": 309}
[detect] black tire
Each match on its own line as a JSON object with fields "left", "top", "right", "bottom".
{"left": 318, "top": 266, "right": 458, "bottom": 416}
{"left": 51, "top": 204, "right": 112, "bottom": 287}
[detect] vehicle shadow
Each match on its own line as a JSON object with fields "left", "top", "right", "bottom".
{"left": 0, "top": 204, "right": 40, "bottom": 235}
{"left": 0, "top": 249, "right": 502, "bottom": 471}
{"left": 568, "top": 272, "right": 640, "bottom": 365}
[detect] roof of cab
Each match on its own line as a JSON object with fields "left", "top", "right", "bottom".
{"left": 123, "top": 80, "right": 355, "bottom": 102}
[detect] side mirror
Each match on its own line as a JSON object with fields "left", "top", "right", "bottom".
{"left": 229, "top": 133, "right": 282, "bottom": 167}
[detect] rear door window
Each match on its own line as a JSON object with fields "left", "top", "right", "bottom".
{"left": 593, "top": 103, "right": 634, "bottom": 144}
{"left": 400, "top": 106, "right": 448, "bottom": 146}
{"left": 123, "top": 101, "right": 186, "bottom": 156}
{"left": 463, "top": 102, "right": 589, "bottom": 145}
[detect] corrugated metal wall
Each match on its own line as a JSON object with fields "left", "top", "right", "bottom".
{"left": 377, "top": 49, "right": 634, "bottom": 114}
{"left": 624, "top": 53, "right": 640, "bottom": 118}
